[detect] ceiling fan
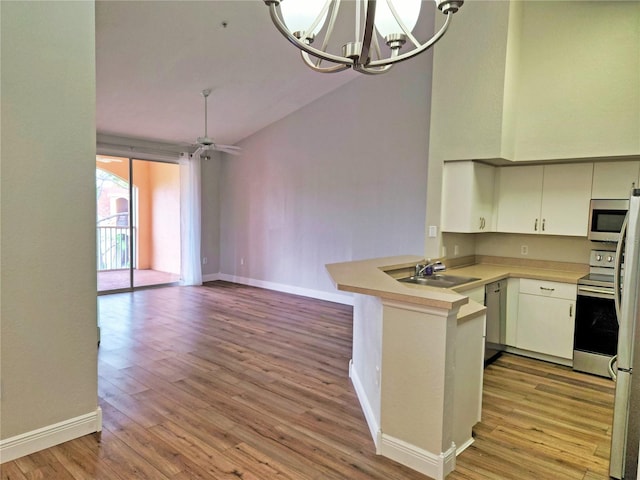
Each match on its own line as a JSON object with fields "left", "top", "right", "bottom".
{"left": 191, "top": 89, "right": 241, "bottom": 159}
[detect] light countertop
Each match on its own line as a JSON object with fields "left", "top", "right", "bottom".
{"left": 325, "top": 255, "right": 588, "bottom": 315}
{"left": 325, "top": 255, "right": 469, "bottom": 311}
{"left": 449, "top": 262, "right": 587, "bottom": 293}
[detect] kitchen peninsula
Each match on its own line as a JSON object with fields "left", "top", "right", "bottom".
{"left": 326, "top": 255, "right": 486, "bottom": 480}
{"left": 327, "top": 254, "right": 589, "bottom": 478}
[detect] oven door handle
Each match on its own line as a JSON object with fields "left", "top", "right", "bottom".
{"left": 578, "top": 285, "right": 615, "bottom": 298}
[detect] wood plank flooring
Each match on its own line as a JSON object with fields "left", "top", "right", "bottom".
{"left": 1, "top": 281, "right": 615, "bottom": 480}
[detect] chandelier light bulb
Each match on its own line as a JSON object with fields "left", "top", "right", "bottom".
{"left": 279, "top": 0, "right": 328, "bottom": 39}
{"left": 374, "top": 0, "right": 421, "bottom": 39}
{"left": 265, "top": 0, "right": 464, "bottom": 74}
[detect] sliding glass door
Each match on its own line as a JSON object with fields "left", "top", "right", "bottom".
{"left": 96, "top": 156, "right": 181, "bottom": 293}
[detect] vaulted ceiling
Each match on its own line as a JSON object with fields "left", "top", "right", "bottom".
{"left": 96, "top": 1, "right": 359, "bottom": 148}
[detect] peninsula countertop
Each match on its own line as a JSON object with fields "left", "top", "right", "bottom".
{"left": 325, "top": 254, "right": 588, "bottom": 312}
{"left": 325, "top": 255, "right": 470, "bottom": 311}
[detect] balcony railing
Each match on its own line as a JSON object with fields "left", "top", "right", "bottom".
{"left": 97, "top": 213, "right": 134, "bottom": 271}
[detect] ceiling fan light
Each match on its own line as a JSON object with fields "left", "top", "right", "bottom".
{"left": 280, "top": 0, "right": 328, "bottom": 38}
{"left": 374, "top": 0, "right": 421, "bottom": 39}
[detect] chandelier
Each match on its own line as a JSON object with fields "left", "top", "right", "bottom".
{"left": 264, "top": 0, "right": 463, "bottom": 75}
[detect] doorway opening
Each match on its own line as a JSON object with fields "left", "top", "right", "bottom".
{"left": 96, "top": 155, "right": 181, "bottom": 293}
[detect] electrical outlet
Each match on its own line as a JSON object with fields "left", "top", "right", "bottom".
{"left": 375, "top": 366, "right": 380, "bottom": 386}
{"left": 454, "top": 245, "right": 460, "bottom": 256}
{"left": 428, "top": 225, "right": 437, "bottom": 238}
{"left": 240, "top": 257, "right": 245, "bottom": 266}
{"left": 521, "top": 245, "right": 528, "bottom": 255}
{"left": 202, "top": 257, "right": 208, "bottom": 265}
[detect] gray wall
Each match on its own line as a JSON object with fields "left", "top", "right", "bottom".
{"left": 201, "top": 152, "right": 222, "bottom": 276}
{"left": 1, "top": 3, "right": 98, "bottom": 439}
{"left": 218, "top": 55, "right": 433, "bottom": 297}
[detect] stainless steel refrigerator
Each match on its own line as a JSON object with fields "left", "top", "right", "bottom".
{"left": 610, "top": 188, "right": 640, "bottom": 479}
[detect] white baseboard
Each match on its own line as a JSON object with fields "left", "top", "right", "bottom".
{"left": 216, "top": 273, "right": 354, "bottom": 305}
{"left": 505, "top": 346, "right": 572, "bottom": 367}
{"left": 456, "top": 436, "right": 474, "bottom": 455}
{"left": 202, "top": 272, "right": 221, "bottom": 283}
{"left": 379, "top": 435, "right": 457, "bottom": 480}
{"left": 0, "top": 407, "right": 102, "bottom": 464}
{"left": 349, "top": 359, "right": 381, "bottom": 449}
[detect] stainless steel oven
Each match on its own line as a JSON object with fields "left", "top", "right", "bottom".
{"left": 573, "top": 250, "right": 619, "bottom": 377}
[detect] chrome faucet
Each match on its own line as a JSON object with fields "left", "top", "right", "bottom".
{"left": 415, "top": 260, "right": 446, "bottom": 277}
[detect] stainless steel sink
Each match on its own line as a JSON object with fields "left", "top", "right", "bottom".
{"left": 398, "top": 274, "right": 481, "bottom": 288}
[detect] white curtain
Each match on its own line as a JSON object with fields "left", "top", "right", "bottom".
{"left": 180, "top": 152, "right": 202, "bottom": 286}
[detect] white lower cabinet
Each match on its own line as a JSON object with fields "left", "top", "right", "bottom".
{"left": 515, "top": 279, "right": 576, "bottom": 360}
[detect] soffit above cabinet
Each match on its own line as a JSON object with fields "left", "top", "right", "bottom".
{"left": 430, "top": 0, "right": 640, "bottom": 162}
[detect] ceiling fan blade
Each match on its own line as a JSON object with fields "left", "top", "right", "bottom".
{"left": 216, "top": 144, "right": 241, "bottom": 151}
{"left": 193, "top": 146, "right": 205, "bottom": 157}
{"left": 215, "top": 145, "right": 242, "bottom": 155}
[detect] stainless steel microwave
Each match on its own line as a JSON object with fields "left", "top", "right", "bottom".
{"left": 588, "top": 199, "right": 629, "bottom": 242}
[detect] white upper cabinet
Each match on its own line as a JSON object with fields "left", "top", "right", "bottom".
{"left": 540, "top": 163, "right": 594, "bottom": 236}
{"left": 497, "top": 163, "right": 593, "bottom": 236}
{"left": 591, "top": 161, "right": 640, "bottom": 199}
{"left": 441, "top": 161, "right": 496, "bottom": 233}
{"left": 496, "top": 166, "right": 544, "bottom": 234}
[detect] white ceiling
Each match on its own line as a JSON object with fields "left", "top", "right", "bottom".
{"left": 95, "top": 0, "right": 360, "bottom": 148}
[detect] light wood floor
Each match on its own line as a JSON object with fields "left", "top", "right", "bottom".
{"left": 1, "top": 282, "right": 615, "bottom": 480}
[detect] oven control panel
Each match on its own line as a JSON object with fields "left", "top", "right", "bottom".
{"left": 590, "top": 249, "right": 618, "bottom": 268}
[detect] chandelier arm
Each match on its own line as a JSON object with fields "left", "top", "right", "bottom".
{"left": 357, "top": 43, "right": 399, "bottom": 73}
{"left": 371, "top": 27, "right": 383, "bottom": 61}
{"left": 266, "top": 2, "right": 353, "bottom": 66}
{"left": 301, "top": 51, "right": 351, "bottom": 73}
{"left": 357, "top": 0, "right": 377, "bottom": 67}
{"left": 302, "top": 0, "right": 332, "bottom": 40}
{"left": 354, "top": 63, "right": 394, "bottom": 74}
{"left": 318, "top": 0, "right": 342, "bottom": 54}
{"left": 315, "top": 0, "right": 343, "bottom": 68}
{"left": 385, "top": 0, "right": 420, "bottom": 48}
{"left": 367, "top": 11, "right": 452, "bottom": 67}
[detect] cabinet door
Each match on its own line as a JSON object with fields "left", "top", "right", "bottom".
{"left": 475, "top": 163, "right": 497, "bottom": 231}
{"left": 540, "top": 163, "right": 593, "bottom": 236}
{"left": 516, "top": 294, "right": 575, "bottom": 359}
{"left": 496, "top": 166, "right": 543, "bottom": 234}
{"left": 441, "top": 162, "right": 496, "bottom": 233}
{"left": 592, "top": 161, "right": 640, "bottom": 199}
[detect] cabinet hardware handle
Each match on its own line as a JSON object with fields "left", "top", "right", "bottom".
{"left": 542, "top": 218, "right": 546, "bottom": 231}
{"left": 570, "top": 304, "right": 573, "bottom": 317}
{"left": 540, "top": 287, "right": 555, "bottom": 292}
{"left": 534, "top": 219, "right": 538, "bottom": 231}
